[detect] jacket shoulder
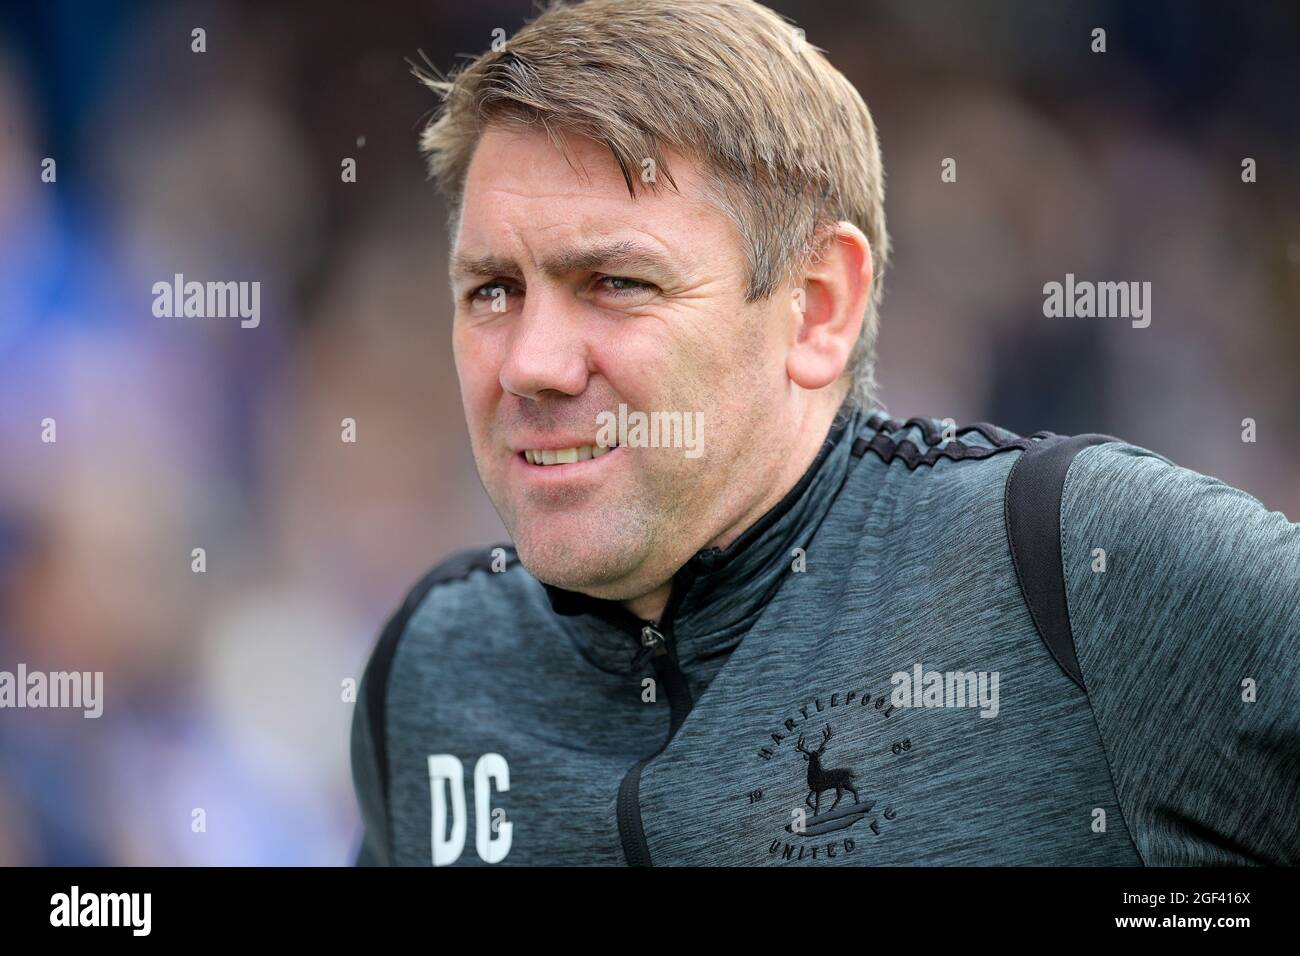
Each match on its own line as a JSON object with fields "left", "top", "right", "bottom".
{"left": 365, "top": 544, "right": 522, "bottom": 672}
{"left": 349, "top": 544, "right": 523, "bottom": 864}
{"left": 1058, "top": 442, "right": 1300, "bottom": 863}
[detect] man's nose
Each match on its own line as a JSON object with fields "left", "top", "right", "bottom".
{"left": 498, "top": 288, "right": 590, "bottom": 400}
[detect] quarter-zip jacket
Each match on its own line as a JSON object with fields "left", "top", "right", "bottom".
{"left": 351, "top": 406, "right": 1300, "bottom": 866}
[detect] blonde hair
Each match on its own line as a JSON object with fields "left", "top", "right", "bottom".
{"left": 415, "top": 0, "right": 890, "bottom": 408}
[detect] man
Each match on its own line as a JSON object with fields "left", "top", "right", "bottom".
{"left": 351, "top": 0, "right": 1299, "bottom": 866}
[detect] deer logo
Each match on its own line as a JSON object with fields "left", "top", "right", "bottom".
{"left": 796, "top": 724, "right": 860, "bottom": 815}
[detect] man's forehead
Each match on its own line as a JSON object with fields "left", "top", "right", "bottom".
{"left": 450, "top": 237, "right": 687, "bottom": 285}
{"left": 466, "top": 122, "right": 701, "bottom": 199}
{"left": 452, "top": 134, "right": 732, "bottom": 281}
{"left": 457, "top": 125, "right": 719, "bottom": 235}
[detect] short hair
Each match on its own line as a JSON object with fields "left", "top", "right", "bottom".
{"left": 415, "top": 0, "right": 890, "bottom": 409}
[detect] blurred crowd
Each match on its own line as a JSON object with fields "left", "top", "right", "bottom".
{"left": 0, "top": 0, "right": 1296, "bottom": 864}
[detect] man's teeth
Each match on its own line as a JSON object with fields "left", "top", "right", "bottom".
{"left": 523, "top": 444, "right": 615, "bottom": 466}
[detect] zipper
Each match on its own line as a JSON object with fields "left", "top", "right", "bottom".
{"left": 610, "top": 416, "right": 859, "bottom": 864}
{"left": 616, "top": 578, "right": 696, "bottom": 867}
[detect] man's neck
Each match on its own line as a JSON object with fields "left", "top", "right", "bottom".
{"left": 622, "top": 580, "right": 674, "bottom": 625}
{"left": 619, "top": 399, "right": 845, "bottom": 624}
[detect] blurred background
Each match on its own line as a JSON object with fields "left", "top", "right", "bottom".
{"left": 0, "top": 0, "right": 1296, "bottom": 864}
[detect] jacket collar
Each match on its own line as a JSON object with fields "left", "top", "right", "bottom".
{"left": 541, "top": 403, "right": 867, "bottom": 670}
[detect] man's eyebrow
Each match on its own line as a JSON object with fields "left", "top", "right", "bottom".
{"left": 540, "top": 240, "right": 681, "bottom": 280}
{"left": 450, "top": 253, "right": 523, "bottom": 282}
{"left": 451, "top": 241, "right": 684, "bottom": 283}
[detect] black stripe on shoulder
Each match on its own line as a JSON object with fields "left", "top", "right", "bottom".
{"left": 1003, "top": 434, "right": 1116, "bottom": 691}
{"left": 852, "top": 415, "right": 1050, "bottom": 470}
{"left": 362, "top": 543, "right": 518, "bottom": 852}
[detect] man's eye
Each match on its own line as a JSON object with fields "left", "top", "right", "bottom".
{"left": 596, "top": 275, "right": 655, "bottom": 296}
{"left": 467, "top": 281, "right": 513, "bottom": 303}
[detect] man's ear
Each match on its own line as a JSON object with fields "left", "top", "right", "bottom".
{"left": 786, "top": 222, "right": 873, "bottom": 392}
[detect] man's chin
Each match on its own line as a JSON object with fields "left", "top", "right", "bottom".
{"left": 511, "top": 529, "right": 645, "bottom": 598}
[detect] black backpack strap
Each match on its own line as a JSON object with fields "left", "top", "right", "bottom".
{"left": 1003, "top": 433, "right": 1117, "bottom": 692}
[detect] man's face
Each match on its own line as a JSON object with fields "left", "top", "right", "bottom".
{"left": 451, "top": 124, "right": 799, "bottom": 600}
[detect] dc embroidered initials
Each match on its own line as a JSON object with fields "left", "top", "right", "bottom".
{"left": 427, "top": 753, "right": 512, "bottom": 865}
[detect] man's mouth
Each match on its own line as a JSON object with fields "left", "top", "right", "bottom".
{"left": 521, "top": 443, "right": 619, "bottom": 466}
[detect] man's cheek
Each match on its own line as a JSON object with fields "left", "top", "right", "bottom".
{"left": 455, "top": 337, "right": 502, "bottom": 412}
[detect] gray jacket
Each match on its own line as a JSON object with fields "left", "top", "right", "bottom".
{"left": 351, "top": 406, "right": 1300, "bottom": 865}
